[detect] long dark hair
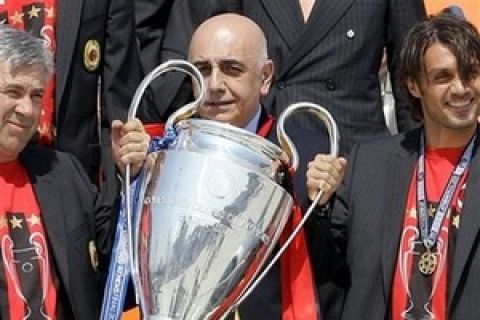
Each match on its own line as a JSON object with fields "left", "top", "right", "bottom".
{"left": 399, "top": 13, "right": 480, "bottom": 121}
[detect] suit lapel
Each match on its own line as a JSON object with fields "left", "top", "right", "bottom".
{"left": 448, "top": 132, "right": 480, "bottom": 307}
{"left": 55, "top": 0, "right": 84, "bottom": 115}
{"left": 259, "top": 0, "right": 305, "bottom": 52}
{"left": 278, "top": 0, "right": 355, "bottom": 78}
{"left": 381, "top": 131, "right": 419, "bottom": 296}
{"left": 20, "top": 149, "right": 70, "bottom": 294}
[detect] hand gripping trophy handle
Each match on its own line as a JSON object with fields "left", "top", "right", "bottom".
{"left": 124, "top": 59, "right": 206, "bottom": 315}
{"left": 233, "top": 102, "right": 340, "bottom": 309}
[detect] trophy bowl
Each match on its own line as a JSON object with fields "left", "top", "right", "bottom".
{"left": 134, "top": 119, "right": 294, "bottom": 319}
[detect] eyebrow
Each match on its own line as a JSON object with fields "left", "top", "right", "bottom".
{"left": 1, "top": 83, "right": 24, "bottom": 91}
{"left": 192, "top": 58, "right": 245, "bottom": 67}
{"left": 219, "top": 58, "right": 244, "bottom": 65}
{"left": 1, "top": 83, "right": 45, "bottom": 94}
{"left": 425, "top": 66, "right": 454, "bottom": 78}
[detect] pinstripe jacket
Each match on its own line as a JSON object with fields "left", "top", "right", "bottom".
{"left": 242, "top": 0, "right": 426, "bottom": 155}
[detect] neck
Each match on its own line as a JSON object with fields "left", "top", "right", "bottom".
{"left": 424, "top": 125, "right": 477, "bottom": 148}
{"left": 0, "top": 154, "right": 18, "bottom": 164}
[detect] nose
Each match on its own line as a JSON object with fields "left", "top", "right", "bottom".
{"left": 450, "top": 77, "right": 469, "bottom": 94}
{"left": 15, "top": 95, "right": 36, "bottom": 117}
{"left": 207, "top": 67, "right": 225, "bottom": 92}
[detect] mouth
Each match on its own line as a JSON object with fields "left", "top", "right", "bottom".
{"left": 203, "top": 100, "right": 235, "bottom": 109}
{"left": 7, "top": 121, "right": 31, "bottom": 131}
{"left": 446, "top": 98, "right": 475, "bottom": 113}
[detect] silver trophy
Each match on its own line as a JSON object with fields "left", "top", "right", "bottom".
{"left": 125, "top": 60, "right": 339, "bottom": 319}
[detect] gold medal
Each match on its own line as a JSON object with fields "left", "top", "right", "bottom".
{"left": 418, "top": 250, "right": 437, "bottom": 276}
{"left": 83, "top": 39, "right": 101, "bottom": 72}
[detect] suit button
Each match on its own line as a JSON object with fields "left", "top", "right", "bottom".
{"left": 346, "top": 29, "right": 355, "bottom": 39}
{"left": 277, "top": 81, "right": 285, "bottom": 89}
{"left": 326, "top": 79, "right": 336, "bottom": 91}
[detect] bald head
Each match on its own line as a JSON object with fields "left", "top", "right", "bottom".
{"left": 189, "top": 13, "right": 268, "bottom": 66}
{"left": 188, "top": 13, "right": 273, "bottom": 128}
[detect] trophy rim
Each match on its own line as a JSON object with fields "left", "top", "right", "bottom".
{"left": 176, "top": 118, "right": 290, "bottom": 165}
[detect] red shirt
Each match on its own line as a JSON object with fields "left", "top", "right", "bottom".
{"left": 0, "top": 160, "right": 59, "bottom": 319}
{"left": 392, "top": 147, "right": 467, "bottom": 320}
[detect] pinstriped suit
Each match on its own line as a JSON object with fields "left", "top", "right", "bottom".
{"left": 238, "top": 2, "right": 426, "bottom": 318}
{"left": 311, "top": 127, "right": 480, "bottom": 319}
{"left": 242, "top": 0, "right": 426, "bottom": 155}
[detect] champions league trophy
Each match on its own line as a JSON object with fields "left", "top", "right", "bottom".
{"left": 124, "top": 60, "right": 339, "bottom": 319}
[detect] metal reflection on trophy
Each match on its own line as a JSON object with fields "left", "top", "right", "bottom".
{"left": 125, "top": 60, "right": 339, "bottom": 319}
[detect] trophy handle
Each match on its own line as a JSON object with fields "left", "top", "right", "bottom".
{"left": 124, "top": 59, "right": 206, "bottom": 315}
{"left": 276, "top": 101, "right": 340, "bottom": 171}
{"left": 127, "top": 59, "right": 206, "bottom": 124}
{"left": 233, "top": 102, "right": 340, "bottom": 310}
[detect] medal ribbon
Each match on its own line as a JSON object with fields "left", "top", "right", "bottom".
{"left": 417, "top": 132, "right": 475, "bottom": 250}
{"left": 100, "top": 176, "right": 142, "bottom": 320}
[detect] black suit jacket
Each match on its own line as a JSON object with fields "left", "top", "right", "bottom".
{"left": 313, "top": 127, "right": 480, "bottom": 319}
{"left": 19, "top": 146, "right": 113, "bottom": 319}
{"left": 242, "top": 0, "right": 426, "bottom": 155}
{"left": 55, "top": 0, "right": 143, "bottom": 194}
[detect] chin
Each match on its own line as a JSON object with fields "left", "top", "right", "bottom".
{"left": 205, "top": 114, "right": 231, "bottom": 124}
{"left": 448, "top": 118, "right": 478, "bottom": 130}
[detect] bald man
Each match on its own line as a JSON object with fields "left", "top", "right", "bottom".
{"left": 188, "top": 14, "right": 324, "bottom": 320}
{"left": 188, "top": 13, "right": 274, "bottom": 130}
{"left": 123, "top": 13, "right": 327, "bottom": 320}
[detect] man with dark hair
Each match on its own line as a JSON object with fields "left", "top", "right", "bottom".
{"left": 307, "top": 13, "right": 480, "bottom": 319}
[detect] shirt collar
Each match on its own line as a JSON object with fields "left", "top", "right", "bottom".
{"left": 243, "top": 105, "right": 262, "bottom": 134}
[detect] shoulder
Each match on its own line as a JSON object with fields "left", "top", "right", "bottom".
{"left": 20, "top": 145, "right": 91, "bottom": 182}
{"left": 21, "top": 145, "right": 78, "bottom": 165}
{"left": 348, "top": 128, "right": 420, "bottom": 162}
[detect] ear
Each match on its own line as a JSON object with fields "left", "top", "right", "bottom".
{"left": 407, "top": 78, "right": 422, "bottom": 99}
{"left": 260, "top": 59, "right": 274, "bottom": 96}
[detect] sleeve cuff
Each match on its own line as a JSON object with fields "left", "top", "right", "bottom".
{"left": 315, "top": 201, "right": 332, "bottom": 219}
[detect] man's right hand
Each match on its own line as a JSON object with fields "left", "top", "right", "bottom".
{"left": 306, "top": 154, "right": 347, "bottom": 205}
{"left": 111, "top": 118, "right": 150, "bottom": 178}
